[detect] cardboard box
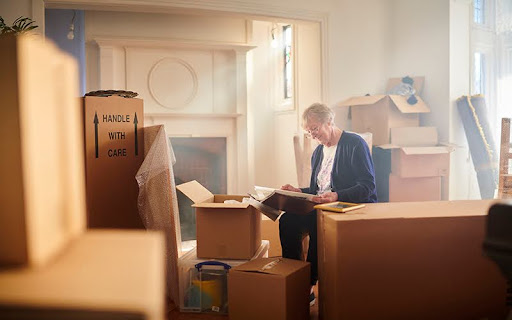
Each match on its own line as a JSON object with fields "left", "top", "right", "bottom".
{"left": 82, "top": 95, "right": 144, "bottom": 229}
{"left": 0, "top": 35, "right": 86, "bottom": 267}
{"left": 372, "top": 146, "right": 392, "bottom": 202}
{"left": 385, "top": 127, "right": 452, "bottom": 178}
{"left": 337, "top": 77, "right": 430, "bottom": 145}
{"left": 178, "top": 240, "right": 269, "bottom": 314}
{"left": 177, "top": 180, "right": 261, "bottom": 259}
{"left": 389, "top": 174, "right": 441, "bottom": 202}
{"left": 317, "top": 200, "right": 508, "bottom": 320}
{"left": 0, "top": 230, "right": 165, "bottom": 320}
{"left": 261, "top": 216, "right": 282, "bottom": 257}
{"left": 228, "top": 257, "right": 310, "bottom": 320}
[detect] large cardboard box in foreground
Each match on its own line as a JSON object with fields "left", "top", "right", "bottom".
{"left": 337, "top": 77, "right": 430, "bottom": 145}
{"left": 317, "top": 200, "right": 508, "bottom": 320}
{"left": 82, "top": 95, "right": 144, "bottom": 229}
{"left": 177, "top": 180, "right": 261, "bottom": 259}
{"left": 0, "top": 35, "right": 86, "bottom": 267}
{"left": 228, "top": 257, "right": 310, "bottom": 320}
{"left": 0, "top": 230, "right": 165, "bottom": 320}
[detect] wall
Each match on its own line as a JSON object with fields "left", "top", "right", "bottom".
{"left": 449, "top": 0, "right": 481, "bottom": 200}
{"left": 329, "top": 0, "right": 393, "bottom": 131}
{"left": 387, "top": 0, "right": 450, "bottom": 141}
{"left": 0, "top": 0, "right": 32, "bottom": 26}
{"left": 84, "top": 10, "right": 248, "bottom": 92}
{"left": 45, "top": 9, "right": 86, "bottom": 95}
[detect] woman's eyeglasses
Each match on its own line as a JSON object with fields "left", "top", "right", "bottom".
{"left": 305, "top": 125, "right": 321, "bottom": 137}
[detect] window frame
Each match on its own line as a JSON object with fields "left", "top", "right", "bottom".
{"left": 271, "top": 23, "right": 296, "bottom": 112}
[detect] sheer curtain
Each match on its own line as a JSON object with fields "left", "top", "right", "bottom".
{"left": 496, "top": 0, "right": 512, "bottom": 125}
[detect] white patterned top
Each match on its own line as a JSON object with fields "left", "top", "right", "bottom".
{"left": 317, "top": 144, "right": 338, "bottom": 195}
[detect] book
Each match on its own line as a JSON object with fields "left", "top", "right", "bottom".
{"left": 250, "top": 186, "right": 316, "bottom": 215}
{"left": 313, "top": 201, "right": 365, "bottom": 213}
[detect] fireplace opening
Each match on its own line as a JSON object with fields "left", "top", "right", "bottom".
{"left": 171, "top": 137, "right": 227, "bottom": 242}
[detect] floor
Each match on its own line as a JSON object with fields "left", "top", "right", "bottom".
{"left": 167, "top": 286, "right": 319, "bottom": 320}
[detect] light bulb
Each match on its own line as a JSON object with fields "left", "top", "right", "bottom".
{"left": 67, "top": 24, "right": 74, "bottom": 40}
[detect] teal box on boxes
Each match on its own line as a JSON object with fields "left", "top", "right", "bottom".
{"left": 178, "top": 240, "right": 269, "bottom": 314}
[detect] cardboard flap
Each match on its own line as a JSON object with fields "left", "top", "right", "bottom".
{"left": 401, "top": 146, "right": 452, "bottom": 155}
{"left": 377, "top": 144, "right": 398, "bottom": 150}
{"left": 176, "top": 180, "right": 214, "bottom": 204}
{"left": 232, "top": 257, "right": 307, "bottom": 276}
{"left": 390, "top": 127, "right": 438, "bottom": 146}
{"left": 388, "top": 95, "right": 430, "bottom": 113}
{"left": 192, "top": 202, "right": 250, "bottom": 209}
{"left": 386, "top": 76, "right": 425, "bottom": 95}
{"left": 336, "top": 95, "right": 387, "bottom": 107}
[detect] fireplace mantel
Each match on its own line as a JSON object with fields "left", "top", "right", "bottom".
{"left": 96, "top": 36, "right": 253, "bottom": 193}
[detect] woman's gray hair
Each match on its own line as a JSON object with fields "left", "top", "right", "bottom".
{"left": 302, "top": 102, "right": 335, "bottom": 128}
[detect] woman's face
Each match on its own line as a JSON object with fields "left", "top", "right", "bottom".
{"left": 305, "top": 119, "right": 332, "bottom": 146}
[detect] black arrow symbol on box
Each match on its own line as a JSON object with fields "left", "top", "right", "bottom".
{"left": 134, "top": 112, "right": 138, "bottom": 156}
{"left": 94, "top": 112, "right": 99, "bottom": 158}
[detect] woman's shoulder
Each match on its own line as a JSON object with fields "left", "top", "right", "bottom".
{"left": 340, "top": 131, "right": 367, "bottom": 146}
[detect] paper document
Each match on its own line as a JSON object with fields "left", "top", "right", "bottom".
{"left": 251, "top": 186, "right": 316, "bottom": 215}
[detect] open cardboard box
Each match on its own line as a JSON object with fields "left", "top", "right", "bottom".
{"left": 176, "top": 180, "right": 261, "bottom": 259}
{"left": 380, "top": 127, "right": 453, "bottom": 200}
{"left": 337, "top": 77, "right": 430, "bottom": 145}
{"left": 228, "top": 257, "right": 310, "bottom": 320}
{"left": 381, "top": 126, "right": 453, "bottom": 178}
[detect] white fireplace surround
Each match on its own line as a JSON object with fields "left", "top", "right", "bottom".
{"left": 95, "top": 37, "right": 255, "bottom": 193}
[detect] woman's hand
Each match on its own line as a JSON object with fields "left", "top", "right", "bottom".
{"left": 281, "top": 184, "right": 302, "bottom": 193}
{"left": 312, "top": 191, "right": 338, "bottom": 204}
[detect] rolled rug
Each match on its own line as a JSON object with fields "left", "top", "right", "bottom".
{"left": 456, "top": 95, "right": 498, "bottom": 199}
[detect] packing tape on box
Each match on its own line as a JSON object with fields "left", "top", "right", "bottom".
{"left": 261, "top": 258, "right": 282, "bottom": 271}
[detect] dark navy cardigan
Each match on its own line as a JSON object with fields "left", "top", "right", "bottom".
{"left": 300, "top": 131, "right": 378, "bottom": 203}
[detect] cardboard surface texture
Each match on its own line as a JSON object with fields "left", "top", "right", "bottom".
{"left": 0, "top": 35, "right": 86, "bottom": 267}
{"left": 228, "top": 257, "right": 310, "bottom": 320}
{"left": 82, "top": 95, "right": 144, "bottom": 229}
{"left": 178, "top": 240, "right": 270, "bottom": 314}
{"left": 177, "top": 181, "right": 261, "bottom": 259}
{"left": 383, "top": 127, "right": 452, "bottom": 178}
{"left": 261, "top": 216, "right": 282, "bottom": 257}
{"left": 317, "top": 200, "right": 509, "bottom": 320}
{"left": 337, "top": 77, "right": 430, "bottom": 145}
{"left": 389, "top": 174, "right": 441, "bottom": 202}
{"left": 0, "top": 230, "right": 165, "bottom": 320}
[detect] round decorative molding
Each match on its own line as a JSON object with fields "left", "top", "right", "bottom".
{"left": 148, "top": 57, "right": 198, "bottom": 109}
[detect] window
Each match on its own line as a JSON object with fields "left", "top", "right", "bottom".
{"left": 283, "top": 25, "right": 293, "bottom": 99}
{"left": 474, "top": 0, "right": 485, "bottom": 24}
{"left": 473, "top": 52, "right": 486, "bottom": 95}
{"left": 272, "top": 23, "right": 295, "bottom": 111}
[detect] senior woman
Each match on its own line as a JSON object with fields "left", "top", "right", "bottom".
{"left": 280, "top": 102, "right": 377, "bottom": 305}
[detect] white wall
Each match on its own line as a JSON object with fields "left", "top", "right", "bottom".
{"left": 329, "top": 0, "right": 393, "bottom": 130}
{"left": 0, "top": 0, "right": 32, "bottom": 24}
{"left": 84, "top": 11, "right": 248, "bottom": 92}
{"left": 449, "top": 0, "right": 480, "bottom": 200}
{"left": 387, "top": 0, "right": 450, "bottom": 141}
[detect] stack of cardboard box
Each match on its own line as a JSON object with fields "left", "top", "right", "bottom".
{"left": 176, "top": 180, "right": 263, "bottom": 314}
{"left": 0, "top": 35, "right": 164, "bottom": 320}
{"left": 177, "top": 181, "right": 311, "bottom": 319}
{"left": 338, "top": 77, "right": 452, "bottom": 201}
{"left": 380, "top": 126, "right": 452, "bottom": 201}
